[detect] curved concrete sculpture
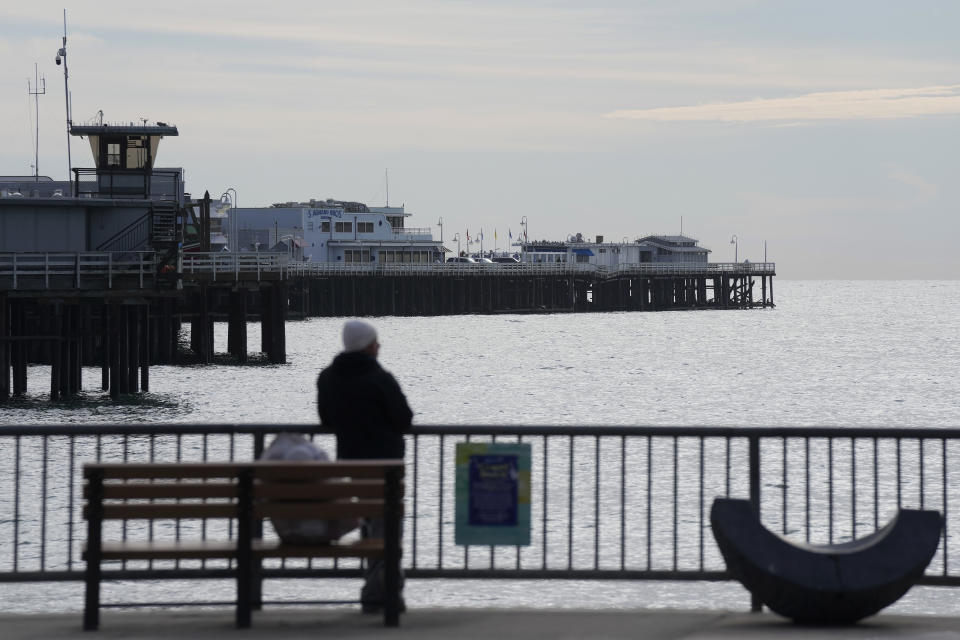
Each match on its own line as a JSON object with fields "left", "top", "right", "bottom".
{"left": 711, "top": 498, "right": 942, "bottom": 624}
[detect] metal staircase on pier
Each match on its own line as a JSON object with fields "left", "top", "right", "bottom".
{"left": 150, "top": 200, "right": 178, "bottom": 247}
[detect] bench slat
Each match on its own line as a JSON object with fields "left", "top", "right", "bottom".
{"left": 91, "top": 503, "right": 237, "bottom": 520}
{"left": 85, "top": 538, "right": 386, "bottom": 561}
{"left": 91, "top": 483, "right": 238, "bottom": 500}
{"left": 84, "top": 460, "right": 403, "bottom": 480}
{"left": 255, "top": 500, "right": 389, "bottom": 519}
{"left": 255, "top": 479, "right": 386, "bottom": 500}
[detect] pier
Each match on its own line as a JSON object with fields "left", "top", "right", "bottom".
{"left": 1, "top": 253, "right": 774, "bottom": 401}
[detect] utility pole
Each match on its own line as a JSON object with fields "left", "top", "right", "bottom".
{"left": 28, "top": 63, "right": 46, "bottom": 180}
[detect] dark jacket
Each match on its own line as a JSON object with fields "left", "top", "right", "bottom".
{"left": 316, "top": 351, "right": 413, "bottom": 459}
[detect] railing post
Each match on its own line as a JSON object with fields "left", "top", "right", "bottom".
{"left": 75, "top": 254, "right": 81, "bottom": 289}
{"left": 44, "top": 253, "right": 49, "bottom": 289}
{"left": 748, "top": 434, "right": 762, "bottom": 612}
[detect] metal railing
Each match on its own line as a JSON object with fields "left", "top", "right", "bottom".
{"left": 0, "top": 424, "right": 956, "bottom": 588}
{"left": 181, "top": 252, "right": 289, "bottom": 282}
{"left": 391, "top": 227, "right": 434, "bottom": 240}
{"left": 71, "top": 168, "right": 183, "bottom": 203}
{"left": 0, "top": 252, "right": 155, "bottom": 291}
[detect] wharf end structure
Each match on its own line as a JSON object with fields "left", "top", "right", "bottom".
{"left": 1, "top": 120, "right": 775, "bottom": 403}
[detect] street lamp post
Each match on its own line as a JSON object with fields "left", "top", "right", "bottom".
{"left": 520, "top": 216, "right": 528, "bottom": 244}
{"left": 730, "top": 234, "right": 738, "bottom": 263}
{"left": 225, "top": 187, "right": 238, "bottom": 252}
{"left": 437, "top": 217, "right": 443, "bottom": 243}
{"left": 452, "top": 233, "right": 460, "bottom": 257}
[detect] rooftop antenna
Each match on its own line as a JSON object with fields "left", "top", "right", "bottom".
{"left": 680, "top": 215, "right": 683, "bottom": 237}
{"left": 55, "top": 9, "right": 72, "bottom": 194}
{"left": 28, "top": 63, "right": 46, "bottom": 181}
{"left": 385, "top": 168, "right": 389, "bottom": 207}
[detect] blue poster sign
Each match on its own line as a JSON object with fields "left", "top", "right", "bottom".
{"left": 455, "top": 442, "right": 531, "bottom": 546}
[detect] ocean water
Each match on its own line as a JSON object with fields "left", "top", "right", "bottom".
{"left": 2, "top": 280, "right": 960, "bottom": 615}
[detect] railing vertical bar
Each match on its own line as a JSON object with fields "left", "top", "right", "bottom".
{"left": 805, "top": 438, "right": 810, "bottom": 543}
{"left": 412, "top": 434, "right": 419, "bottom": 570}
{"left": 943, "top": 438, "right": 948, "bottom": 576}
{"left": 594, "top": 435, "right": 600, "bottom": 570}
{"left": 229, "top": 433, "right": 236, "bottom": 542}
{"left": 438, "top": 434, "right": 445, "bottom": 569}
{"left": 516, "top": 434, "right": 523, "bottom": 571}
{"left": 202, "top": 433, "right": 209, "bottom": 570}
{"left": 919, "top": 438, "right": 925, "bottom": 511}
{"left": 672, "top": 436, "right": 678, "bottom": 572}
{"left": 40, "top": 435, "right": 48, "bottom": 571}
{"left": 748, "top": 435, "right": 761, "bottom": 613}
{"left": 724, "top": 437, "right": 731, "bottom": 497}
{"left": 175, "top": 434, "right": 182, "bottom": 569}
{"left": 67, "top": 436, "right": 75, "bottom": 569}
{"left": 896, "top": 438, "right": 902, "bottom": 509}
{"left": 148, "top": 433, "right": 156, "bottom": 571}
{"left": 828, "top": 437, "right": 834, "bottom": 544}
{"left": 781, "top": 437, "right": 787, "bottom": 535}
{"left": 872, "top": 438, "right": 879, "bottom": 531}
{"left": 646, "top": 435, "right": 652, "bottom": 571}
{"left": 568, "top": 434, "right": 574, "bottom": 570}
{"left": 12, "top": 436, "right": 20, "bottom": 572}
{"left": 851, "top": 437, "right": 857, "bottom": 540}
{"left": 698, "top": 436, "right": 704, "bottom": 572}
{"left": 620, "top": 435, "right": 627, "bottom": 572}
{"left": 490, "top": 431, "right": 497, "bottom": 571}
{"left": 542, "top": 435, "right": 549, "bottom": 570}
{"left": 464, "top": 433, "right": 470, "bottom": 568}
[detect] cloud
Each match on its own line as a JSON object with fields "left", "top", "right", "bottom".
{"left": 605, "top": 85, "right": 960, "bottom": 122}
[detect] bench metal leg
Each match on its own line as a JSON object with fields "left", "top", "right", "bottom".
{"left": 236, "top": 469, "right": 254, "bottom": 628}
{"left": 84, "top": 470, "right": 104, "bottom": 631}
{"left": 383, "top": 467, "right": 402, "bottom": 627}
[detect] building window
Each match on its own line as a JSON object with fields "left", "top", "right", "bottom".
{"left": 321, "top": 221, "right": 330, "bottom": 232}
{"left": 307, "top": 221, "right": 314, "bottom": 231}
{"left": 106, "top": 143, "right": 121, "bottom": 167}
{"left": 576, "top": 254, "right": 589, "bottom": 263}
{"left": 335, "top": 221, "right": 352, "bottom": 233}
{"left": 358, "top": 222, "right": 374, "bottom": 233}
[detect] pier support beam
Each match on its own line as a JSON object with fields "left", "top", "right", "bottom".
{"left": 0, "top": 294, "right": 8, "bottom": 402}
{"left": 228, "top": 289, "right": 249, "bottom": 364}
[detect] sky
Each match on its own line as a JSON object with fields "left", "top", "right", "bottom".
{"left": 1, "top": 1, "right": 958, "bottom": 279}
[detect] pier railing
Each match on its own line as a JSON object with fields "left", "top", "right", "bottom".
{"left": 181, "top": 252, "right": 289, "bottom": 281}
{"left": 0, "top": 252, "right": 155, "bottom": 291}
{"left": 0, "top": 424, "right": 955, "bottom": 589}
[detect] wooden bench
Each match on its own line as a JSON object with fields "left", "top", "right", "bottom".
{"left": 83, "top": 460, "right": 404, "bottom": 630}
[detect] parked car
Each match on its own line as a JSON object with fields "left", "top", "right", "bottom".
{"left": 473, "top": 257, "right": 495, "bottom": 264}
{"left": 447, "top": 256, "right": 477, "bottom": 263}
{"left": 491, "top": 256, "right": 520, "bottom": 264}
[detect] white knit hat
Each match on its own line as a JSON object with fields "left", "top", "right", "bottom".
{"left": 342, "top": 320, "right": 378, "bottom": 352}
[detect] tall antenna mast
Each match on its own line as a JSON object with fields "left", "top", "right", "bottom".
{"left": 385, "top": 168, "right": 389, "bottom": 207}
{"left": 28, "top": 63, "right": 46, "bottom": 180}
{"left": 56, "top": 9, "right": 72, "bottom": 194}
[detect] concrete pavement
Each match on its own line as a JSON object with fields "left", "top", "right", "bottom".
{"left": 3, "top": 607, "right": 960, "bottom": 640}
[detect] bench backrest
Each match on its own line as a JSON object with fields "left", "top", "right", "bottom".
{"left": 83, "top": 460, "right": 405, "bottom": 531}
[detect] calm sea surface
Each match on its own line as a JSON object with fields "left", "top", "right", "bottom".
{"left": 3, "top": 280, "right": 960, "bottom": 614}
